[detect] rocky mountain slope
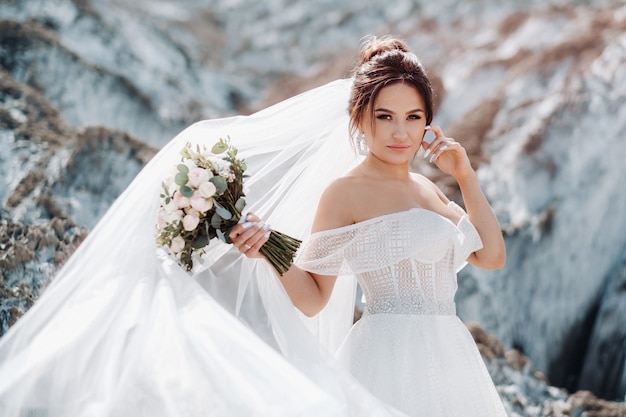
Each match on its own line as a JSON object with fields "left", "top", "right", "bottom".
{"left": 1, "top": 0, "right": 626, "bottom": 414}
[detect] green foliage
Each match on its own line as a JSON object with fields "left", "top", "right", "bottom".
{"left": 179, "top": 185, "right": 193, "bottom": 198}
{"left": 210, "top": 176, "right": 227, "bottom": 194}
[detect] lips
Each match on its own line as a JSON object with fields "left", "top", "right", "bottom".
{"left": 387, "top": 145, "right": 410, "bottom": 150}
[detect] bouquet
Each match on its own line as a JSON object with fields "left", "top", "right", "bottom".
{"left": 156, "top": 138, "right": 301, "bottom": 275}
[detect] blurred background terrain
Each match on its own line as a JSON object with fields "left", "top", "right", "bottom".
{"left": 1, "top": 0, "right": 626, "bottom": 415}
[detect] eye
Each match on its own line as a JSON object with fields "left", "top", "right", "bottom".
{"left": 376, "top": 114, "right": 392, "bottom": 120}
{"left": 408, "top": 114, "right": 422, "bottom": 120}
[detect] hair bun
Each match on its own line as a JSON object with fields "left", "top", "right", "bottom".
{"left": 358, "top": 35, "right": 410, "bottom": 66}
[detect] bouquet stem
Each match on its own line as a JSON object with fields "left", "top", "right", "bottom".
{"left": 259, "top": 230, "right": 302, "bottom": 276}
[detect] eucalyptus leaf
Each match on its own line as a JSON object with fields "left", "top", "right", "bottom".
{"left": 212, "top": 141, "right": 228, "bottom": 154}
{"left": 211, "top": 212, "right": 222, "bottom": 229}
{"left": 191, "top": 234, "right": 209, "bottom": 249}
{"left": 175, "top": 172, "right": 188, "bottom": 186}
{"left": 214, "top": 201, "right": 232, "bottom": 220}
{"left": 177, "top": 164, "right": 189, "bottom": 174}
{"left": 180, "top": 185, "right": 194, "bottom": 198}
{"left": 235, "top": 197, "right": 246, "bottom": 212}
{"left": 209, "top": 176, "right": 228, "bottom": 194}
{"left": 216, "top": 229, "right": 226, "bottom": 243}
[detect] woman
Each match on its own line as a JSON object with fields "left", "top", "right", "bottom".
{"left": 230, "top": 36, "right": 508, "bottom": 415}
{"left": 0, "top": 37, "right": 506, "bottom": 416}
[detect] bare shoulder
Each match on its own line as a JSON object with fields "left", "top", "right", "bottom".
{"left": 311, "top": 177, "right": 359, "bottom": 232}
{"left": 410, "top": 172, "right": 450, "bottom": 205}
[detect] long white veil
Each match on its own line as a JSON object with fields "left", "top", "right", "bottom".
{"left": 0, "top": 79, "right": 406, "bottom": 416}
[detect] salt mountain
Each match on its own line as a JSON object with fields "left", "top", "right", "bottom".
{"left": 0, "top": 0, "right": 625, "bottom": 414}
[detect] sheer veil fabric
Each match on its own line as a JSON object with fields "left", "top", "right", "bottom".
{"left": 0, "top": 79, "right": 409, "bottom": 416}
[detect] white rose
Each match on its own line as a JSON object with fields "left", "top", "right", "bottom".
{"left": 185, "top": 207, "right": 200, "bottom": 217}
{"left": 157, "top": 209, "right": 168, "bottom": 229}
{"left": 187, "top": 167, "right": 211, "bottom": 188}
{"left": 164, "top": 198, "right": 179, "bottom": 214}
{"left": 198, "top": 181, "right": 216, "bottom": 198}
{"left": 174, "top": 191, "right": 191, "bottom": 209}
{"left": 182, "top": 213, "right": 200, "bottom": 231}
{"left": 165, "top": 209, "right": 183, "bottom": 224}
{"left": 167, "top": 181, "right": 179, "bottom": 196}
{"left": 209, "top": 157, "right": 231, "bottom": 175}
{"left": 190, "top": 191, "right": 213, "bottom": 213}
{"left": 169, "top": 236, "right": 185, "bottom": 254}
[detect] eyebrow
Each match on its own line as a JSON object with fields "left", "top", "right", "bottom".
{"left": 374, "top": 107, "right": 425, "bottom": 114}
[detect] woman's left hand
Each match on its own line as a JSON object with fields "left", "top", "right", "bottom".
{"left": 422, "top": 125, "right": 474, "bottom": 180}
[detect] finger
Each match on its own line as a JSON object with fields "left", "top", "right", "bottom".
{"left": 422, "top": 126, "right": 447, "bottom": 157}
{"left": 422, "top": 125, "right": 436, "bottom": 145}
{"left": 425, "top": 125, "right": 445, "bottom": 138}
{"left": 231, "top": 222, "right": 263, "bottom": 248}
{"left": 248, "top": 224, "right": 271, "bottom": 254}
{"left": 230, "top": 212, "right": 262, "bottom": 238}
{"left": 423, "top": 138, "right": 447, "bottom": 159}
{"left": 429, "top": 144, "right": 450, "bottom": 163}
{"left": 230, "top": 220, "right": 256, "bottom": 240}
{"left": 429, "top": 144, "right": 450, "bottom": 162}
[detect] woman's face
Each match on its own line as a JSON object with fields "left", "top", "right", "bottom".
{"left": 360, "top": 82, "right": 427, "bottom": 165}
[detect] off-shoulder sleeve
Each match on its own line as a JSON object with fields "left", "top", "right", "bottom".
{"left": 294, "top": 227, "right": 357, "bottom": 276}
{"left": 295, "top": 211, "right": 441, "bottom": 276}
{"left": 296, "top": 205, "right": 483, "bottom": 276}
{"left": 448, "top": 201, "right": 483, "bottom": 271}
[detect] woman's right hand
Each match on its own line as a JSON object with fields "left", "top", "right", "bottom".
{"left": 229, "top": 213, "right": 270, "bottom": 258}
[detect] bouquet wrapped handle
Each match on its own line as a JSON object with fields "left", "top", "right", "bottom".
{"left": 227, "top": 217, "right": 302, "bottom": 276}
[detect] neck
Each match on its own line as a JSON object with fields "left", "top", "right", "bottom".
{"left": 359, "top": 154, "right": 411, "bottom": 182}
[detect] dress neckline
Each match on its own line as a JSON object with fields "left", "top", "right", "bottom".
{"left": 310, "top": 207, "right": 464, "bottom": 238}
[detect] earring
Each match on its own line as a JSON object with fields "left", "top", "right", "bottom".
{"left": 358, "top": 133, "right": 368, "bottom": 155}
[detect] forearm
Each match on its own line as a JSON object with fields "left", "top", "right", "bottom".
{"left": 275, "top": 263, "right": 335, "bottom": 317}
{"left": 456, "top": 171, "right": 506, "bottom": 269}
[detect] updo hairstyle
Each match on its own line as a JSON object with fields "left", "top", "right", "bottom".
{"left": 348, "top": 36, "right": 434, "bottom": 146}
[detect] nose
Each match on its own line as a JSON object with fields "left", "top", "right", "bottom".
{"left": 392, "top": 121, "right": 409, "bottom": 140}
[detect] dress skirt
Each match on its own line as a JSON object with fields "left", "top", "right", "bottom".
{"left": 336, "top": 314, "right": 508, "bottom": 417}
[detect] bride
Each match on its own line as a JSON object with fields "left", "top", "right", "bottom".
{"left": 0, "top": 36, "right": 508, "bottom": 416}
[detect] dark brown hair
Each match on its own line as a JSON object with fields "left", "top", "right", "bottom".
{"left": 348, "top": 36, "right": 434, "bottom": 145}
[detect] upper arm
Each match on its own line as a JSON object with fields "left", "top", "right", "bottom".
{"left": 303, "top": 179, "right": 355, "bottom": 310}
{"left": 311, "top": 178, "right": 355, "bottom": 233}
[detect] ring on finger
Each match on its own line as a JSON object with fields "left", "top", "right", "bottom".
{"left": 243, "top": 243, "right": 251, "bottom": 250}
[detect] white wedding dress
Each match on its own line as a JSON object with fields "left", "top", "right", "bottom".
{"left": 0, "top": 79, "right": 507, "bottom": 416}
{"left": 297, "top": 204, "right": 508, "bottom": 416}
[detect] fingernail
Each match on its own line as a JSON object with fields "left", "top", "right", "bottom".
{"left": 439, "top": 145, "right": 448, "bottom": 151}
{"left": 429, "top": 154, "right": 436, "bottom": 163}
{"left": 257, "top": 221, "right": 265, "bottom": 229}
{"left": 238, "top": 216, "right": 247, "bottom": 224}
{"left": 246, "top": 213, "right": 253, "bottom": 220}
{"left": 423, "top": 148, "right": 431, "bottom": 158}
{"left": 263, "top": 223, "right": 270, "bottom": 231}
{"left": 242, "top": 222, "right": 254, "bottom": 230}
{"left": 425, "top": 125, "right": 431, "bottom": 129}
{"left": 264, "top": 231, "right": 271, "bottom": 238}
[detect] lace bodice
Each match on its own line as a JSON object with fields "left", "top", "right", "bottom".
{"left": 296, "top": 202, "right": 483, "bottom": 316}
